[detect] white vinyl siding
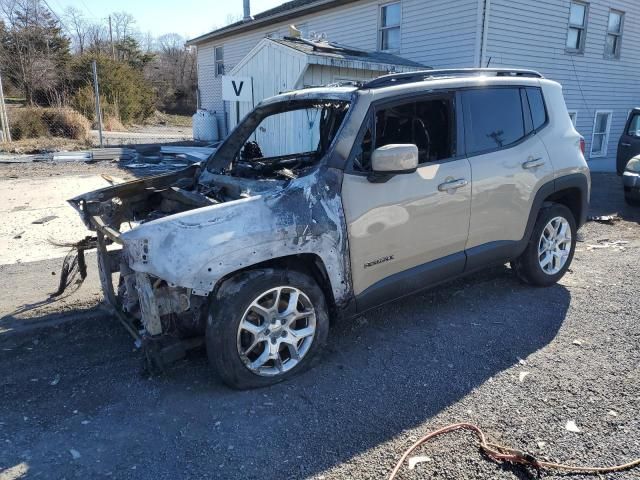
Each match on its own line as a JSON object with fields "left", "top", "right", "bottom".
{"left": 481, "top": 0, "right": 640, "bottom": 171}
{"left": 195, "top": 0, "right": 479, "bottom": 136}
{"left": 591, "top": 110, "right": 612, "bottom": 157}
{"left": 194, "top": 0, "right": 639, "bottom": 171}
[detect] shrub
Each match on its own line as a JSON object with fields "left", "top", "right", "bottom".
{"left": 9, "top": 109, "right": 48, "bottom": 140}
{"left": 9, "top": 107, "right": 90, "bottom": 141}
{"left": 69, "top": 56, "right": 155, "bottom": 125}
{"left": 102, "top": 115, "right": 126, "bottom": 132}
{"left": 42, "top": 108, "right": 91, "bottom": 140}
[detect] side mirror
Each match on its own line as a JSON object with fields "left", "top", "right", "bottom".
{"left": 368, "top": 144, "right": 418, "bottom": 183}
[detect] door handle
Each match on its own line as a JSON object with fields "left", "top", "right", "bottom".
{"left": 522, "top": 157, "right": 545, "bottom": 169}
{"left": 438, "top": 178, "right": 468, "bottom": 192}
{"left": 621, "top": 142, "right": 631, "bottom": 147}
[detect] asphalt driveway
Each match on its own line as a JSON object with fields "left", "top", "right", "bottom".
{"left": 0, "top": 172, "right": 638, "bottom": 479}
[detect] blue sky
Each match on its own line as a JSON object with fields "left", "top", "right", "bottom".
{"left": 49, "top": 0, "right": 285, "bottom": 40}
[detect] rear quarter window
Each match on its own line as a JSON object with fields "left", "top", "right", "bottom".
{"left": 525, "top": 87, "right": 548, "bottom": 131}
{"left": 627, "top": 114, "right": 640, "bottom": 137}
{"left": 462, "top": 88, "right": 525, "bottom": 155}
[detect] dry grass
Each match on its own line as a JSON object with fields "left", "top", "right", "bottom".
{"left": 8, "top": 107, "right": 91, "bottom": 141}
{"left": 102, "top": 115, "right": 127, "bottom": 132}
{"left": 144, "top": 111, "right": 193, "bottom": 128}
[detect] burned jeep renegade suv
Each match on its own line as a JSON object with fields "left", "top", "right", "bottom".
{"left": 70, "top": 69, "right": 590, "bottom": 389}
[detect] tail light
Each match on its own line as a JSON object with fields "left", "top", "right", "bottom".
{"left": 579, "top": 137, "right": 586, "bottom": 155}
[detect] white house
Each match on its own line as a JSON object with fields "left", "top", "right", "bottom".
{"left": 187, "top": 0, "right": 640, "bottom": 172}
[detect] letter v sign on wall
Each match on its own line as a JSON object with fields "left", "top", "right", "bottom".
{"left": 222, "top": 75, "right": 254, "bottom": 128}
{"left": 222, "top": 76, "right": 253, "bottom": 102}
{"left": 232, "top": 80, "right": 244, "bottom": 97}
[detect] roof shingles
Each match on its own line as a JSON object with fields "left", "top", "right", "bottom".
{"left": 188, "top": 0, "right": 349, "bottom": 45}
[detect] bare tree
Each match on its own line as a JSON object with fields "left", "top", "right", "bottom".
{"left": 64, "top": 6, "right": 87, "bottom": 54}
{"left": 225, "top": 13, "right": 241, "bottom": 25}
{"left": 111, "top": 11, "right": 135, "bottom": 42}
{"left": 85, "top": 21, "right": 107, "bottom": 55}
{"left": 146, "top": 33, "right": 196, "bottom": 114}
{"left": 140, "top": 30, "right": 155, "bottom": 53}
{"left": 0, "top": 0, "right": 70, "bottom": 104}
{"left": 157, "top": 33, "right": 183, "bottom": 57}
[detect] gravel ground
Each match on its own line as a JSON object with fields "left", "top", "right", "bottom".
{"left": 0, "top": 173, "right": 639, "bottom": 480}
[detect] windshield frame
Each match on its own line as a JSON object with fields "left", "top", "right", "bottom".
{"left": 205, "top": 93, "right": 353, "bottom": 173}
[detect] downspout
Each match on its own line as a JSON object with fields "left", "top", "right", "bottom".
{"left": 479, "top": 0, "right": 491, "bottom": 67}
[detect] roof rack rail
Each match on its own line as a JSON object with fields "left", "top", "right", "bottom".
{"left": 362, "top": 68, "right": 544, "bottom": 89}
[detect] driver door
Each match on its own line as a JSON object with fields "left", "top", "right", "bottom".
{"left": 341, "top": 93, "right": 472, "bottom": 311}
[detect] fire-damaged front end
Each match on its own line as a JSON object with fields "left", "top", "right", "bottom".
{"left": 68, "top": 89, "right": 356, "bottom": 367}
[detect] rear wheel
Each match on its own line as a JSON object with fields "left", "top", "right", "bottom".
{"left": 511, "top": 203, "right": 577, "bottom": 287}
{"left": 206, "top": 268, "right": 329, "bottom": 389}
{"left": 624, "top": 191, "right": 640, "bottom": 206}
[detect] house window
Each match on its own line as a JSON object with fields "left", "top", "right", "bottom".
{"left": 566, "top": 1, "right": 588, "bottom": 53}
{"left": 215, "top": 46, "right": 224, "bottom": 76}
{"left": 604, "top": 10, "right": 624, "bottom": 58}
{"left": 568, "top": 111, "right": 578, "bottom": 127}
{"left": 590, "top": 111, "right": 612, "bottom": 158}
{"left": 379, "top": 2, "right": 401, "bottom": 51}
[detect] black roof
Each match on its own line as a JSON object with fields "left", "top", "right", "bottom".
{"left": 187, "top": 0, "right": 357, "bottom": 45}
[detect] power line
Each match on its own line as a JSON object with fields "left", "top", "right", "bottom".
{"left": 41, "top": 0, "right": 73, "bottom": 37}
{"left": 78, "top": 0, "right": 96, "bottom": 18}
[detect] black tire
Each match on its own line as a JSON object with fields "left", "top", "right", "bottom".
{"left": 511, "top": 203, "right": 577, "bottom": 287}
{"left": 624, "top": 191, "right": 640, "bottom": 206}
{"left": 206, "top": 268, "right": 329, "bottom": 389}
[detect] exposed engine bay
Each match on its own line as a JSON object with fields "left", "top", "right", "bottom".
{"left": 65, "top": 96, "right": 353, "bottom": 369}
{"left": 77, "top": 100, "right": 351, "bottom": 227}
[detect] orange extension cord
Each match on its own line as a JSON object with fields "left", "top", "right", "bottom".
{"left": 388, "top": 423, "right": 640, "bottom": 480}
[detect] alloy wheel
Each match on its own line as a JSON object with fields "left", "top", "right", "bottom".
{"left": 236, "top": 286, "right": 316, "bottom": 376}
{"left": 538, "top": 216, "right": 572, "bottom": 275}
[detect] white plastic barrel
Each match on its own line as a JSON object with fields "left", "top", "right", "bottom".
{"left": 192, "top": 110, "right": 219, "bottom": 142}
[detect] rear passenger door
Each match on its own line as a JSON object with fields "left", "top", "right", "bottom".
{"left": 462, "top": 86, "right": 555, "bottom": 269}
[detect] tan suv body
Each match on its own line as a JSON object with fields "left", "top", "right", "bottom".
{"left": 71, "top": 69, "right": 590, "bottom": 388}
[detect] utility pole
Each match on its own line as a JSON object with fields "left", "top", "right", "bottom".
{"left": 92, "top": 60, "right": 104, "bottom": 148}
{"left": 108, "top": 15, "right": 115, "bottom": 60}
{"left": 0, "top": 69, "right": 11, "bottom": 144}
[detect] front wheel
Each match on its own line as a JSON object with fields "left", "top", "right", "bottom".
{"left": 206, "top": 268, "right": 329, "bottom": 389}
{"left": 511, "top": 203, "right": 577, "bottom": 287}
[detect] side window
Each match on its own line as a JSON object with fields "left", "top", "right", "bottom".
{"left": 352, "top": 96, "right": 454, "bottom": 171}
{"left": 627, "top": 114, "right": 640, "bottom": 137}
{"left": 525, "top": 87, "right": 547, "bottom": 131}
{"left": 463, "top": 88, "right": 525, "bottom": 155}
{"left": 353, "top": 122, "right": 373, "bottom": 171}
